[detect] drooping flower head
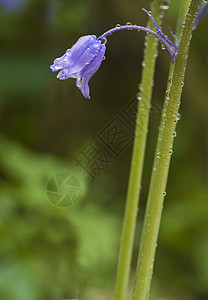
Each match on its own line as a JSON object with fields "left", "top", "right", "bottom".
{"left": 51, "top": 10, "right": 178, "bottom": 99}
{"left": 51, "top": 5, "right": 207, "bottom": 99}
{"left": 50, "top": 35, "right": 106, "bottom": 99}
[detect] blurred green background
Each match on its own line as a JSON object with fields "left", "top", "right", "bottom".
{"left": 0, "top": 0, "right": 208, "bottom": 299}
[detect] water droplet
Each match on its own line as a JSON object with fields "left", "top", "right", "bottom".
{"left": 157, "top": 152, "right": 161, "bottom": 159}
{"left": 101, "top": 37, "right": 107, "bottom": 44}
{"left": 169, "top": 149, "right": 173, "bottom": 155}
{"left": 126, "top": 22, "right": 132, "bottom": 26}
{"left": 168, "top": 76, "right": 172, "bottom": 85}
{"left": 163, "top": 191, "right": 167, "bottom": 196}
{"left": 165, "top": 89, "right": 170, "bottom": 99}
{"left": 161, "top": 44, "right": 166, "bottom": 50}
{"left": 116, "top": 24, "right": 121, "bottom": 28}
{"left": 173, "top": 131, "right": 177, "bottom": 137}
{"left": 160, "top": 1, "right": 170, "bottom": 10}
{"left": 176, "top": 113, "right": 181, "bottom": 121}
{"left": 102, "top": 56, "right": 106, "bottom": 60}
{"left": 137, "top": 95, "right": 142, "bottom": 101}
{"left": 182, "top": 22, "right": 185, "bottom": 28}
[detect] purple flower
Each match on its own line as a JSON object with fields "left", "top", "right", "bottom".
{"left": 194, "top": 1, "right": 208, "bottom": 29}
{"left": 0, "top": 0, "right": 25, "bottom": 12}
{"left": 50, "top": 35, "right": 106, "bottom": 99}
{"left": 50, "top": 8, "right": 180, "bottom": 99}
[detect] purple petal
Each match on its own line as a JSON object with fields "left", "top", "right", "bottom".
{"left": 143, "top": 8, "right": 178, "bottom": 61}
{"left": 50, "top": 52, "right": 69, "bottom": 72}
{"left": 78, "top": 43, "right": 106, "bottom": 98}
{"left": 50, "top": 35, "right": 101, "bottom": 79}
{"left": 67, "top": 35, "right": 96, "bottom": 60}
{"left": 68, "top": 37, "right": 102, "bottom": 77}
{"left": 194, "top": 3, "right": 208, "bottom": 29}
{"left": 50, "top": 34, "right": 106, "bottom": 98}
{"left": 169, "top": 26, "right": 180, "bottom": 47}
{"left": 50, "top": 35, "right": 96, "bottom": 72}
{"left": 79, "top": 77, "right": 90, "bottom": 99}
{"left": 57, "top": 68, "right": 71, "bottom": 80}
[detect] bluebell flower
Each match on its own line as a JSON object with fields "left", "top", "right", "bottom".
{"left": 194, "top": 1, "right": 208, "bottom": 29}
{"left": 50, "top": 35, "right": 106, "bottom": 99}
{"left": 51, "top": 9, "right": 180, "bottom": 99}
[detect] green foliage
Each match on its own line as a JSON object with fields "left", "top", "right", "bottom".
{"left": 0, "top": 0, "right": 208, "bottom": 299}
{"left": 0, "top": 136, "right": 120, "bottom": 299}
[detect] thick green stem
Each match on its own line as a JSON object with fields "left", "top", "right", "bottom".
{"left": 114, "top": 2, "right": 167, "bottom": 300}
{"left": 131, "top": 2, "right": 191, "bottom": 300}
{"left": 176, "top": 0, "right": 192, "bottom": 35}
{"left": 132, "top": 1, "right": 200, "bottom": 300}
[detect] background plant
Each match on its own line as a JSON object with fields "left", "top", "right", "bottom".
{"left": 0, "top": 0, "right": 208, "bottom": 299}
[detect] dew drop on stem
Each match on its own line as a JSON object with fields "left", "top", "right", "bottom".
{"left": 101, "top": 37, "right": 107, "bottom": 44}
{"left": 126, "top": 22, "right": 132, "bottom": 26}
{"left": 137, "top": 94, "right": 142, "bottom": 101}
{"left": 160, "top": 1, "right": 170, "bottom": 10}
{"left": 168, "top": 76, "right": 172, "bottom": 85}
{"left": 176, "top": 113, "right": 181, "bottom": 121}
{"left": 165, "top": 89, "right": 170, "bottom": 99}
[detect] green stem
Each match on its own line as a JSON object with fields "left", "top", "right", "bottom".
{"left": 114, "top": 1, "right": 168, "bottom": 300}
{"left": 131, "top": 2, "right": 191, "bottom": 300}
{"left": 176, "top": 0, "right": 192, "bottom": 35}
{"left": 132, "top": 1, "right": 200, "bottom": 300}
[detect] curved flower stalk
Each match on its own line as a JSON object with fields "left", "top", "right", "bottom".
{"left": 50, "top": 4, "right": 208, "bottom": 98}
{"left": 194, "top": 0, "right": 208, "bottom": 28}
{"left": 141, "top": 9, "right": 179, "bottom": 58}
{"left": 50, "top": 9, "right": 179, "bottom": 99}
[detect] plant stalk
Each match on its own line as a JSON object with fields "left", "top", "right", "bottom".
{"left": 114, "top": 1, "right": 167, "bottom": 300}
{"left": 132, "top": 1, "right": 200, "bottom": 299}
